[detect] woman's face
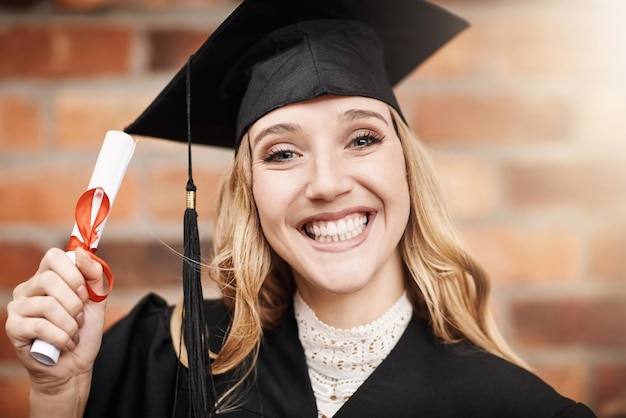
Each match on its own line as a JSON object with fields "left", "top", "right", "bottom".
{"left": 249, "top": 95, "right": 410, "bottom": 305}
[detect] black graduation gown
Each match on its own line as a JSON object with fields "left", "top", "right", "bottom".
{"left": 84, "top": 294, "right": 596, "bottom": 418}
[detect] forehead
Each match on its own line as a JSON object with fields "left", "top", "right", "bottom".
{"left": 250, "top": 95, "right": 391, "bottom": 131}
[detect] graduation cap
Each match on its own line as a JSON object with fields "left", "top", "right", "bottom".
{"left": 125, "top": 0, "right": 468, "bottom": 149}
{"left": 123, "top": 1, "right": 468, "bottom": 416}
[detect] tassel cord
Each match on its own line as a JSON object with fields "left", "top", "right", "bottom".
{"left": 172, "top": 57, "right": 217, "bottom": 418}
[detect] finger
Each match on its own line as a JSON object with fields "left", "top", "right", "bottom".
{"left": 6, "top": 298, "right": 79, "bottom": 352}
{"left": 11, "top": 248, "right": 74, "bottom": 300}
{"left": 14, "top": 269, "right": 85, "bottom": 320}
{"left": 25, "top": 296, "right": 81, "bottom": 338}
{"left": 74, "top": 247, "right": 106, "bottom": 297}
{"left": 34, "top": 248, "right": 87, "bottom": 294}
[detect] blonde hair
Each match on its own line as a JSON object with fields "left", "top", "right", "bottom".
{"left": 172, "top": 104, "right": 525, "bottom": 382}
{"left": 389, "top": 107, "right": 525, "bottom": 366}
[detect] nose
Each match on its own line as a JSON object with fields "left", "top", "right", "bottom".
{"left": 304, "top": 153, "right": 353, "bottom": 201}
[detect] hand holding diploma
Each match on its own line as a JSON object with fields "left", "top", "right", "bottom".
{"left": 5, "top": 130, "right": 136, "bottom": 401}
{"left": 31, "top": 131, "right": 135, "bottom": 365}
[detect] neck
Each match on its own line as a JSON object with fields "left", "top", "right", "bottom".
{"left": 295, "top": 269, "right": 406, "bottom": 329}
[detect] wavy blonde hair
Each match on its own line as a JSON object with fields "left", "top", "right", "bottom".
{"left": 390, "top": 107, "right": 524, "bottom": 366}
{"left": 172, "top": 104, "right": 525, "bottom": 380}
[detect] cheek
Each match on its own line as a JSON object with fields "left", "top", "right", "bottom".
{"left": 251, "top": 176, "right": 272, "bottom": 226}
{"left": 380, "top": 150, "right": 411, "bottom": 219}
{"left": 373, "top": 147, "right": 410, "bottom": 195}
{"left": 251, "top": 172, "right": 293, "bottom": 233}
{"left": 251, "top": 175, "right": 297, "bottom": 263}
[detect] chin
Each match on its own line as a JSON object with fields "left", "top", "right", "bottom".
{"left": 297, "top": 272, "right": 373, "bottom": 297}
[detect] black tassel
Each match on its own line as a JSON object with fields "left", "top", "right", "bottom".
{"left": 183, "top": 180, "right": 210, "bottom": 417}
{"left": 180, "top": 58, "right": 214, "bottom": 417}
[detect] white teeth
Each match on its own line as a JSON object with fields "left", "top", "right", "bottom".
{"left": 337, "top": 220, "right": 347, "bottom": 235}
{"left": 304, "top": 214, "right": 368, "bottom": 243}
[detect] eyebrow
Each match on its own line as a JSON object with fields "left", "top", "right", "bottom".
{"left": 338, "top": 108, "right": 389, "bottom": 125}
{"left": 252, "top": 123, "right": 300, "bottom": 147}
{"left": 251, "top": 108, "right": 389, "bottom": 146}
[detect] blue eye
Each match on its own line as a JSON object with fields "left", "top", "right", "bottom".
{"left": 352, "top": 133, "right": 383, "bottom": 148}
{"left": 264, "top": 149, "right": 296, "bottom": 162}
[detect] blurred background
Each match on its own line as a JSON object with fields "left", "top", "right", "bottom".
{"left": 0, "top": 0, "right": 625, "bottom": 416}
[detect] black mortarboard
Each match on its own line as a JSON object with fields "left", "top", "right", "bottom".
{"left": 124, "top": 0, "right": 468, "bottom": 149}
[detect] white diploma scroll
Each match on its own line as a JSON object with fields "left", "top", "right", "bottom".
{"left": 30, "top": 130, "right": 137, "bottom": 365}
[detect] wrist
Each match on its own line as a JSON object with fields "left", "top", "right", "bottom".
{"left": 29, "top": 371, "right": 92, "bottom": 418}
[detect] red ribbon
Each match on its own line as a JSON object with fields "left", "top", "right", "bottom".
{"left": 65, "top": 187, "right": 114, "bottom": 303}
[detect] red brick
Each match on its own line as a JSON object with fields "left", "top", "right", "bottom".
{"left": 0, "top": 95, "right": 45, "bottom": 152}
{"left": 97, "top": 241, "right": 187, "bottom": 288}
{"left": 591, "top": 226, "right": 626, "bottom": 281}
{"left": 0, "top": 24, "right": 132, "bottom": 79}
{"left": 0, "top": 373, "right": 29, "bottom": 418}
{"left": 411, "top": 19, "right": 484, "bottom": 79}
{"left": 55, "top": 0, "right": 108, "bottom": 11}
{"left": 412, "top": 91, "right": 572, "bottom": 144}
{"left": 0, "top": 243, "right": 47, "bottom": 290}
{"left": 593, "top": 363, "right": 626, "bottom": 417}
{"left": 54, "top": 88, "right": 151, "bottom": 149}
{"left": 511, "top": 298, "right": 626, "bottom": 348}
{"left": 148, "top": 29, "right": 212, "bottom": 71}
{"left": 433, "top": 156, "right": 498, "bottom": 219}
{"left": 0, "top": 164, "right": 137, "bottom": 224}
{"left": 99, "top": 170, "right": 139, "bottom": 225}
{"left": 503, "top": 161, "right": 626, "bottom": 212}
{"left": 148, "top": 164, "right": 225, "bottom": 221}
{"left": 0, "top": 166, "right": 84, "bottom": 223}
{"left": 461, "top": 225, "right": 583, "bottom": 285}
{"left": 0, "top": 308, "right": 19, "bottom": 361}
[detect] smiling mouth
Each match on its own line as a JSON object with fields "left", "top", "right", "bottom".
{"left": 303, "top": 213, "right": 369, "bottom": 243}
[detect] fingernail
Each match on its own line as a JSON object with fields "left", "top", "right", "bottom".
{"left": 77, "top": 285, "right": 88, "bottom": 302}
{"left": 76, "top": 311, "right": 85, "bottom": 328}
{"left": 73, "top": 333, "right": 80, "bottom": 346}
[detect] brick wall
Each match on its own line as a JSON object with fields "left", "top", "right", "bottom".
{"left": 1, "top": 0, "right": 625, "bottom": 416}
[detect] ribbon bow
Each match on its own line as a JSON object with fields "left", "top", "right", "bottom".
{"left": 65, "top": 187, "right": 114, "bottom": 303}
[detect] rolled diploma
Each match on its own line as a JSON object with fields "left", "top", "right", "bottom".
{"left": 30, "top": 130, "right": 137, "bottom": 365}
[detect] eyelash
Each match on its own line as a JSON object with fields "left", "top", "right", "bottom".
{"left": 263, "top": 147, "right": 296, "bottom": 163}
{"left": 261, "top": 131, "right": 384, "bottom": 163}
{"left": 351, "top": 131, "right": 384, "bottom": 148}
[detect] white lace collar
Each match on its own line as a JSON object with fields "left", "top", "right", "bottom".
{"left": 294, "top": 292, "right": 413, "bottom": 417}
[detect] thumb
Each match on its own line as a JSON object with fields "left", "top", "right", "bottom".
{"left": 74, "top": 247, "right": 107, "bottom": 297}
